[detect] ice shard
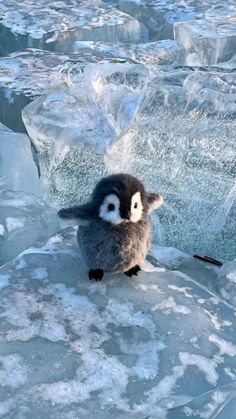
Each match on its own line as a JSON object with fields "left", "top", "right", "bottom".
{"left": 22, "top": 62, "right": 149, "bottom": 205}
{"left": 0, "top": 123, "right": 41, "bottom": 195}
{"left": 0, "top": 48, "right": 131, "bottom": 131}
{"left": 0, "top": 227, "right": 236, "bottom": 417}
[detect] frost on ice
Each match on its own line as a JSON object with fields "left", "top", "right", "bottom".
{"left": 0, "top": 228, "right": 236, "bottom": 418}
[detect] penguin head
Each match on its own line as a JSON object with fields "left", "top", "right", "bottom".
{"left": 92, "top": 174, "right": 148, "bottom": 225}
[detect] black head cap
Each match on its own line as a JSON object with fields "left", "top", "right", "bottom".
{"left": 92, "top": 173, "right": 146, "bottom": 219}
{"left": 93, "top": 173, "right": 145, "bottom": 199}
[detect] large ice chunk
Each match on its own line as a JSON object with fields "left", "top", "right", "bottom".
{"left": 105, "top": 67, "right": 236, "bottom": 260}
{"left": 22, "top": 62, "right": 148, "bottom": 205}
{"left": 174, "top": 14, "right": 236, "bottom": 66}
{"left": 0, "top": 123, "right": 41, "bottom": 195}
{"left": 0, "top": 227, "right": 236, "bottom": 417}
{"left": 0, "top": 48, "right": 131, "bottom": 131}
{"left": 118, "top": 0, "right": 236, "bottom": 41}
{"left": 0, "top": 190, "right": 59, "bottom": 266}
{"left": 0, "top": 0, "right": 143, "bottom": 56}
{"left": 118, "top": 0, "right": 197, "bottom": 40}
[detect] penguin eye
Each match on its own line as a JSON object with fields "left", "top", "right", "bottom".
{"left": 134, "top": 202, "right": 138, "bottom": 209}
{"left": 108, "top": 203, "right": 115, "bottom": 211}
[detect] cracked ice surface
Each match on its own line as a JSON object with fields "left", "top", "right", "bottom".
{"left": 0, "top": 190, "right": 60, "bottom": 266}
{"left": 0, "top": 0, "right": 143, "bottom": 56}
{"left": 0, "top": 227, "right": 236, "bottom": 418}
{"left": 175, "top": 14, "right": 236, "bottom": 66}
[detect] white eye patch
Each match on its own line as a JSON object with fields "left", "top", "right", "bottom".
{"left": 130, "top": 192, "right": 143, "bottom": 223}
{"left": 99, "top": 194, "right": 122, "bottom": 225}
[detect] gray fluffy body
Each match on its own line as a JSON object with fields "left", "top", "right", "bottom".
{"left": 58, "top": 173, "right": 163, "bottom": 279}
{"left": 78, "top": 217, "right": 151, "bottom": 273}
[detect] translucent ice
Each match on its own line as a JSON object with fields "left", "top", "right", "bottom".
{"left": 0, "top": 123, "right": 41, "bottom": 194}
{"left": 0, "top": 49, "right": 81, "bottom": 131}
{"left": 216, "top": 260, "right": 236, "bottom": 306}
{"left": 174, "top": 14, "right": 236, "bottom": 66}
{"left": 73, "top": 39, "right": 185, "bottom": 72}
{"left": 0, "top": 227, "right": 236, "bottom": 417}
{"left": 105, "top": 67, "right": 236, "bottom": 259}
{"left": 23, "top": 64, "right": 236, "bottom": 259}
{"left": 118, "top": 0, "right": 197, "bottom": 40}
{"left": 22, "top": 62, "right": 148, "bottom": 205}
{"left": 118, "top": 0, "right": 236, "bottom": 41}
{"left": 0, "top": 190, "right": 59, "bottom": 266}
{"left": 0, "top": 0, "right": 143, "bottom": 56}
{"left": 0, "top": 48, "right": 131, "bottom": 131}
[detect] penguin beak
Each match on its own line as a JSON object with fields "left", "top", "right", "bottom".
{"left": 123, "top": 211, "right": 130, "bottom": 221}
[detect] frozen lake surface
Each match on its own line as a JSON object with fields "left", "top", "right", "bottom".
{"left": 0, "top": 0, "right": 236, "bottom": 417}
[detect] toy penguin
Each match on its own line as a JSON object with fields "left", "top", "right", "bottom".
{"left": 58, "top": 173, "right": 163, "bottom": 281}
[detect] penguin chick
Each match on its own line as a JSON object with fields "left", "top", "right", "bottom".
{"left": 58, "top": 173, "right": 163, "bottom": 281}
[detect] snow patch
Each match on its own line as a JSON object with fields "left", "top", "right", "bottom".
{"left": 5, "top": 217, "right": 25, "bottom": 232}
{"left": 0, "top": 224, "right": 5, "bottom": 236}
{"left": 151, "top": 245, "right": 189, "bottom": 269}
{"left": 31, "top": 267, "right": 48, "bottom": 280}
{"left": 209, "top": 334, "right": 236, "bottom": 356}
{"left": 0, "top": 354, "right": 28, "bottom": 387}
{"left": 0, "top": 274, "right": 10, "bottom": 290}
{"left": 179, "top": 352, "right": 219, "bottom": 385}
{"left": 152, "top": 296, "right": 191, "bottom": 315}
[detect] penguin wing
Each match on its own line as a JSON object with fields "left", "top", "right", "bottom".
{"left": 57, "top": 202, "right": 96, "bottom": 221}
{"left": 146, "top": 192, "right": 163, "bottom": 214}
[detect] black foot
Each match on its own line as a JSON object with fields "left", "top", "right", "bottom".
{"left": 124, "top": 265, "right": 141, "bottom": 278}
{"left": 89, "top": 269, "right": 104, "bottom": 281}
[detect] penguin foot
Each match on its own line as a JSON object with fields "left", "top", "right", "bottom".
{"left": 124, "top": 265, "right": 141, "bottom": 278}
{"left": 89, "top": 269, "right": 104, "bottom": 281}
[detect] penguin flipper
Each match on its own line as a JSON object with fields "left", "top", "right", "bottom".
{"left": 57, "top": 202, "right": 96, "bottom": 221}
{"left": 146, "top": 192, "right": 163, "bottom": 214}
